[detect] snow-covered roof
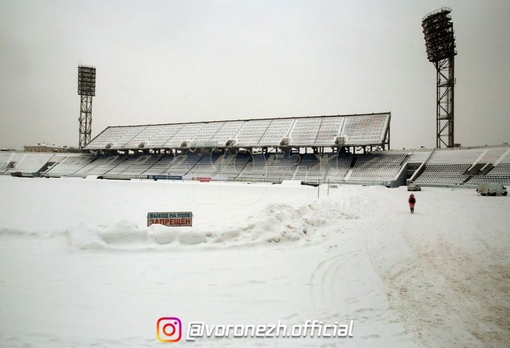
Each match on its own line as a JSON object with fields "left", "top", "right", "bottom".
{"left": 84, "top": 113, "right": 391, "bottom": 150}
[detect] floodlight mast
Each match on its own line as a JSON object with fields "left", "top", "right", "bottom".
{"left": 422, "top": 8, "right": 457, "bottom": 148}
{"left": 77, "top": 65, "right": 96, "bottom": 149}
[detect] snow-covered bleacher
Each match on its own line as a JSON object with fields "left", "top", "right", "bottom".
{"left": 105, "top": 155, "right": 160, "bottom": 175}
{"left": 5, "top": 143, "right": 508, "bottom": 186}
{"left": 475, "top": 147, "right": 508, "bottom": 164}
{"left": 142, "top": 155, "right": 174, "bottom": 176}
{"left": 469, "top": 148, "right": 510, "bottom": 185}
{"left": 237, "top": 154, "right": 271, "bottom": 179}
{"left": 324, "top": 154, "right": 352, "bottom": 181}
{"left": 1, "top": 153, "right": 21, "bottom": 173}
{"left": 469, "top": 166, "right": 510, "bottom": 184}
{"left": 165, "top": 153, "right": 202, "bottom": 176}
{"left": 347, "top": 153, "right": 408, "bottom": 182}
{"left": 265, "top": 154, "right": 300, "bottom": 180}
{"left": 215, "top": 152, "right": 251, "bottom": 179}
{"left": 407, "top": 149, "right": 433, "bottom": 163}
{"left": 3, "top": 153, "right": 56, "bottom": 174}
{"left": 45, "top": 154, "right": 94, "bottom": 176}
{"left": 185, "top": 153, "right": 220, "bottom": 177}
{"left": 427, "top": 148, "right": 484, "bottom": 165}
{"left": 0, "top": 152, "right": 15, "bottom": 173}
{"left": 414, "top": 146, "right": 510, "bottom": 185}
{"left": 293, "top": 154, "right": 327, "bottom": 181}
{"left": 234, "top": 153, "right": 303, "bottom": 181}
{"left": 72, "top": 155, "right": 126, "bottom": 176}
{"left": 414, "top": 148, "right": 476, "bottom": 185}
{"left": 414, "top": 164, "right": 471, "bottom": 185}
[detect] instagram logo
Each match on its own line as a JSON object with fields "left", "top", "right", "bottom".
{"left": 157, "top": 317, "right": 182, "bottom": 342}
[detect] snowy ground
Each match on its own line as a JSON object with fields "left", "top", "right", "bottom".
{"left": 0, "top": 176, "right": 509, "bottom": 347}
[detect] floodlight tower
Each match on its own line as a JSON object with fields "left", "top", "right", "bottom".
{"left": 422, "top": 8, "right": 457, "bottom": 148}
{"left": 77, "top": 65, "right": 96, "bottom": 149}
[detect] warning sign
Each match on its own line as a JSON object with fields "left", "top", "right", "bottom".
{"left": 147, "top": 211, "right": 193, "bottom": 227}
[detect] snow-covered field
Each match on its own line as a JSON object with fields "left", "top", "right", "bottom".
{"left": 0, "top": 176, "right": 509, "bottom": 347}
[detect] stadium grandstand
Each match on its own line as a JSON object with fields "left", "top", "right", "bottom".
{"left": 1, "top": 112, "right": 509, "bottom": 187}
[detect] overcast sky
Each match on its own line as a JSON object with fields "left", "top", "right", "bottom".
{"left": 1, "top": 0, "right": 509, "bottom": 150}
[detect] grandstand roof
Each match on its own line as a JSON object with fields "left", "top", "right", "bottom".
{"left": 84, "top": 112, "right": 390, "bottom": 151}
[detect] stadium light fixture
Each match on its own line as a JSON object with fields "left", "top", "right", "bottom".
{"left": 78, "top": 65, "right": 96, "bottom": 149}
{"left": 422, "top": 8, "right": 457, "bottom": 148}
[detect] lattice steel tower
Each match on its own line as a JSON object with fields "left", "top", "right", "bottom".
{"left": 422, "top": 8, "right": 457, "bottom": 148}
{"left": 77, "top": 65, "right": 96, "bottom": 149}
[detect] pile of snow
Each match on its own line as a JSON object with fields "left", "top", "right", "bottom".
{"left": 65, "top": 197, "right": 359, "bottom": 250}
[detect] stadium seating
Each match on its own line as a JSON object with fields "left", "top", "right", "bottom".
{"left": 414, "top": 164, "right": 471, "bottom": 185}
{"left": 265, "top": 154, "right": 301, "bottom": 180}
{"left": 0, "top": 153, "right": 19, "bottom": 173}
{"left": 141, "top": 155, "right": 173, "bottom": 176}
{"left": 237, "top": 154, "right": 271, "bottom": 179}
{"left": 3, "top": 153, "right": 56, "bottom": 174}
{"left": 105, "top": 155, "right": 161, "bottom": 175}
{"left": 4, "top": 145, "right": 509, "bottom": 186}
{"left": 347, "top": 153, "right": 408, "bottom": 182}
{"left": 45, "top": 154, "right": 94, "bottom": 176}
{"left": 469, "top": 149, "right": 510, "bottom": 184}
{"left": 0, "top": 152, "right": 15, "bottom": 173}
{"left": 324, "top": 154, "right": 352, "bottom": 181}
{"left": 72, "top": 155, "right": 126, "bottom": 176}
{"left": 407, "top": 149, "right": 433, "bottom": 164}
{"left": 475, "top": 147, "right": 508, "bottom": 164}
{"left": 165, "top": 153, "right": 202, "bottom": 176}
{"left": 413, "top": 147, "right": 510, "bottom": 185}
{"left": 214, "top": 152, "right": 252, "bottom": 179}
{"left": 293, "top": 154, "right": 327, "bottom": 181}
{"left": 427, "top": 148, "right": 484, "bottom": 165}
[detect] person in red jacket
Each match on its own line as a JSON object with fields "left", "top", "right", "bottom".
{"left": 408, "top": 194, "right": 416, "bottom": 214}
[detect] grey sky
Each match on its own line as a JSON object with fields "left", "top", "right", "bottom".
{"left": 1, "top": 0, "right": 509, "bottom": 150}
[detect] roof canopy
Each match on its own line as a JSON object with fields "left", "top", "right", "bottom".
{"left": 85, "top": 113, "right": 390, "bottom": 151}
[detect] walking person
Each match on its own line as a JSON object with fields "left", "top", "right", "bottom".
{"left": 408, "top": 194, "right": 416, "bottom": 214}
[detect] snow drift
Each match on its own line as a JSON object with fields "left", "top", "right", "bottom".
{"left": 63, "top": 198, "right": 358, "bottom": 251}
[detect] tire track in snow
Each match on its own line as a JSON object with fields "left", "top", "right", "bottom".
{"left": 383, "top": 190, "right": 510, "bottom": 347}
{"left": 308, "top": 187, "right": 415, "bottom": 345}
